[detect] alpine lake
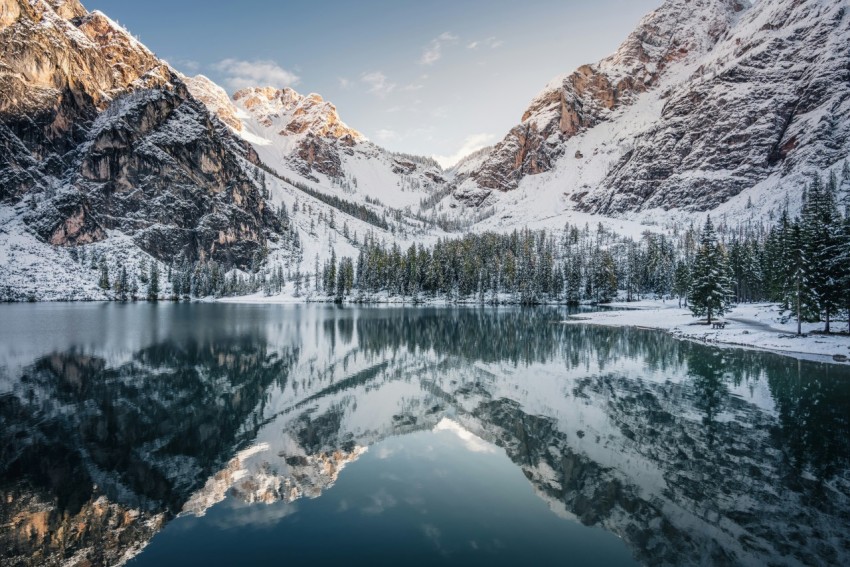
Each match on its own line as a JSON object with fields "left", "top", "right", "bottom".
{"left": 1, "top": 303, "right": 848, "bottom": 566}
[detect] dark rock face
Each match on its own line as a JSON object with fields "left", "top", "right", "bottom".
{"left": 293, "top": 132, "right": 345, "bottom": 180}
{"left": 0, "top": 0, "right": 280, "bottom": 269}
{"left": 582, "top": 0, "right": 850, "bottom": 214}
{"left": 463, "top": 0, "right": 849, "bottom": 214}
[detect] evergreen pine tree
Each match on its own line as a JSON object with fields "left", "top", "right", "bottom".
{"left": 689, "top": 216, "right": 734, "bottom": 324}
{"left": 673, "top": 261, "right": 691, "bottom": 307}
{"left": 786, "top": 219, "right": 817, "bottom": 334}
{"left": 115, "top": 266, "right": 128, "bottom": 301}
{"left": 98, "top": 259, "right": 110, "bottom": 290}
{"left": 293, "top": 270, "right": 302, "bottom": 297}
{"left": 830, "top": 210, "right": 850, "bottom": 333}
{"left": 148, "top": 263, "right": 160, "bottom": 301}
{"left": 801, "top": 176, "right": 842, "bottom": 332}
{"left": 139, "top": 257, "right": 149, "bottom": 284}
{"left": 593, "top": 250, "right": 618, "bottom": 303}
{"left": 566, "top": 262, "right": 581, "bottom": 305}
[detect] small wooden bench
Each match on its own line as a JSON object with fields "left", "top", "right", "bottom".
{"left": 711, "top": 322, "right": 727, "bottom": 329}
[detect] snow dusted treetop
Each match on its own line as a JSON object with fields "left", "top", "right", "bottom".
{"left": 689, "top": 215, "right": 735, "bottom": 323}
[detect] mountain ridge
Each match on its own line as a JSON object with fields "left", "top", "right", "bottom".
{"left": 453, "top": 0, "right": 849, "bottom": 217}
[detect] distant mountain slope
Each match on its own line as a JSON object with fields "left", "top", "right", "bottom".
{"left": 455, "top": 0, "right": 850, "bottom": 216}
{"left": 184, "top": 78, "right": 447, "bottom": 211}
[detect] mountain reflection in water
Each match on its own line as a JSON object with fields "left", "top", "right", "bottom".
{"left": 1, "top": 303, "right": 848, "bottom": 566}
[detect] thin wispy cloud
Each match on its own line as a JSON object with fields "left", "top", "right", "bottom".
{"left": 370, "top": 125, "right": 435, "bottom": 144}
{"left": 213, "top": 58, "right": 300, "bottom": 91}
{"left": 338, "top": 77, "right": 352, "bottom": 89}
{"left": 361, "top": 71, "right": 396, "bottom": 98}
{"left": 362, "top": 488, "right": 398, "bottom": 515}
{"left": 375, "top": 128, "right": 398, "bottom": 141}
{"left": 433, "top": 133, "right": 496, "bottom": 169}
{"left": 467, "top": 37, "right": 504, "bottom": 50}
{"left": 419, "top": 32, "right": 459, "bottom": 65}
{"left": 402, "top": 73, "right": 429, "bottom": 91}
{"left": 420, "top": 44, "right": 441, "bottom": 65}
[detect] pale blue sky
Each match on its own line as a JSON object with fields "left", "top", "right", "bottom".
{"left": 85, "top": 0, "right": 660, "bottom": 166}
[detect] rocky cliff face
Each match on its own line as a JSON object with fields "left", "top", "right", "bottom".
{"left": 457, "top": 0, "right": 850, "bottom": 215}
{"left": 587, "top": 0, "right": 850, "bottom": 214}
{"left": 0, "top": 0, "right": 281, "bottom": 269}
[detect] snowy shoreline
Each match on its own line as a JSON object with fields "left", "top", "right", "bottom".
{"left": 216, "top": 295, "right": 850, "bottom": 365}
{"left": 5, "top": 295, "right": 850, "bottom": 365}
{"left": 565, "top": 300, "right": 850, "bottom": 365}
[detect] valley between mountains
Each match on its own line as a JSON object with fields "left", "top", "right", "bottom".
{"left": 1, "top": 0, "right": 849, "bottom": 337}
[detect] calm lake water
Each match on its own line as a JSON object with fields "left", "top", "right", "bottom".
{"left": 1, "top": 303, "right": 849, "bottom": 566}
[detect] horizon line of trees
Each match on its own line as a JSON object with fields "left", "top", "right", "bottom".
{"left": 40, "top": 168, "right": 850, "bottom": 334}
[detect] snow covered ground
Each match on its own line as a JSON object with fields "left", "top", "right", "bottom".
{"left": 566, "top": 301, "right": 850, "bottom": 363}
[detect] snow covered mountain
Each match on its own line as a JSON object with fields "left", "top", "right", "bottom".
{"left": 0, "top": 0, "right": 433, "bottom": 300}
{"left": 453, "top": 0, "right": 850, "bottom": 219}
{"left": 184, "top": 76, "right": 447, "bottom": 211}
{"left": 1, "top": 0, "right": 848, "bottom": 300}
{"left": 0, "top": 0, "right": 283, "bottom": 267}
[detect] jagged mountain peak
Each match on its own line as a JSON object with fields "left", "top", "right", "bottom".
{"left": 184, "top": 77, "right": 445, "bottom": 195}
{"left": 0, "top": 0, "right": 171, "bottom": 117}
{"left": 233, "top": 85, "right": 364, "bottom": 143}
{"left": 182, "top": 73, "right": 243, "bottom": 132}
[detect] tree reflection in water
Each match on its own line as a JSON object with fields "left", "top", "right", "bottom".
{"left": 0, "top": 304, "right": 847, "bottom": 566}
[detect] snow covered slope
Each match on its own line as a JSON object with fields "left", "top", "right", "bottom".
{"left": 184, "top": 79, "right": 447, "bottom": 212}
{"left": 452, "top": 0, "right": 850, "bottom": 223}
